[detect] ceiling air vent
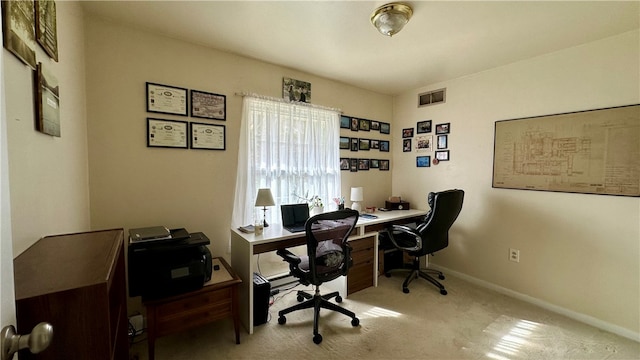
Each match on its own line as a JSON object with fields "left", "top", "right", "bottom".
{"left": 418, "top": 88, "right": 446, "bottom": 107}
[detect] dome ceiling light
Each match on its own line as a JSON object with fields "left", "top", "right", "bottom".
{"left": 370, "top": 3, "right": 413, "bottom": 37}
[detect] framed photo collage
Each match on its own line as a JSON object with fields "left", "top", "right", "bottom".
{"left": 340, "top": 115, "right": 391, "bottom": 172}
{"left": 402, "top": 120, "right": 451, "bottom": 168}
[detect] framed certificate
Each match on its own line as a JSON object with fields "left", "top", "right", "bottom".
{"left": 191, "top": 90, "right": 226, "bottom": 120}
{"left": 147, "top": 118, "right": 188, "bottom": 148}
{"left": 190, "top": 122, "right": 225, "bottom": 150}
{"left": 146, "top": 82, "right": 188, "bottom": 116}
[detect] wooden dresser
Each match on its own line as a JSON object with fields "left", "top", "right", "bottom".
{"left": 14, "top": 229, "right": 128, "bottom": 360}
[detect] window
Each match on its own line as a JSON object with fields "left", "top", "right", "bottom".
{"left": 232, "top": 96, "right": 341, "bottom": 227}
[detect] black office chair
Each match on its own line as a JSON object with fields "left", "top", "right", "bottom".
{"left": 276, "top": 209, "right": 360, "bottom": 344}
{"left": 381, "top": 189, "right": 464, "bottom": 295}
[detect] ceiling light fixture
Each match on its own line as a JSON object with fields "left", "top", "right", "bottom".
{"left": 370, "top": 2, "right": 413, "bottom": 37}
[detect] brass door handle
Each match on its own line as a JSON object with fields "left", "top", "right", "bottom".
{"left": 1, "top": 322, "right": 53, "bottom": 360}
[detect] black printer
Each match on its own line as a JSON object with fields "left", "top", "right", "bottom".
{"left": 128, "top": 227, "right": 212, "bottom": 300}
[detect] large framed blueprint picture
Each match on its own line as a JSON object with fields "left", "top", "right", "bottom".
{"left": 492, "top": 104, "right": 640, "bottom": 197}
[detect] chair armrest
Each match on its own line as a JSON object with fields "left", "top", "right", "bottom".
{"left": 383, "top": 225, "right": 422, "bottom": 252}
{"left": 276, "top": 248, "right": 302, "bottom": 265}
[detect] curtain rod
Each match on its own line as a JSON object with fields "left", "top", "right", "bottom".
{"left": 235, "top": 92, "right": 342, "bottom": 113}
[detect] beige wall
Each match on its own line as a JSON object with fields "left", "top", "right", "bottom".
{"left": 5, "top": 2, "right": 90, "bottom": 256}
{"left": 393, "top": 30, "right": 640, "bottom": 338}
{"left": 83, "top": 15, "right": 392, "bottom": 264}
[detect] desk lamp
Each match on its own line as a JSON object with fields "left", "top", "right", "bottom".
{"left": 350, "top": 187, "right": 363, "bottom": 213}
{"left": 255, "top": 188, "right": 275, "bottom": 227}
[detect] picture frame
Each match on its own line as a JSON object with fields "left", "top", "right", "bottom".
{"left": 437, "top": 135, "right": 448, "bottom": 149}
{"left": 416, "top": 156, "right": 431, "bottom": 168}
{"left": 340, "top": 158, "right": 350, "bottom": 170}
{"left": 340, "top": 137, "right": 350, "bottom": 150}
{"left": 402, "top": 128, "right": 414, "bottom": 138}
{"left": 35, "top": 0, "right": 58, "bottom": 61}
{"left": 403, "top": 139, "right": 412, "bottom": 152}
{"left": 147, "top": 118, "right": 188, "bottom": 149}
{"left": 190, "top": 90, "right": 226, "bottom": 120}
{"left": 370, "top": 159, "right": 380, "bottom": 169}
{"left": 380, "top": 122, "right": 390, "bottom": 134}
{"left": 417, "top": 120, "right": 432, "bottom": 134}
{"left": 379, "top": 160, "right": 390, "bottom": 171}
{"left": 359, "top": 119, "right": 370, "bottom": 131}
{"left": 415, "top": 135, "right": 432, "bottom": 151}
{"left": 2, "top": 0, "right": 37, "bottom": 68}
{"left": 370, "top": 121, "right": 380, "bottom": 131}
{"left": 435, "top": 150, "right": 450, "bottom": 161}
{"left": 190, "top": 122, "right": 226, "bottom": 150}
{"left": 340, "top": 115, "right": 351, "bottom": 129}
{"left": 359, "top": 138, "right": 370, "bottom": 151}
{"left": 380, "top": 140, "right": 390, "bottom": 152}
{"left": 351, "top": 117, "right": 359, "bottom": 131}
{"left": 146, "top": 82, "right": 188, "bottom": 116}
{"left": 350, "top": 158, "right": 358, "bottom": 172}
{"left": 34, "top": 62, "right": 60, "bottom": 137}
{"left": 358, "top": 159, "right": 370, "bottom": 171}
{"left": 283, "top": 77, "right": 311, "bottom": 103}
{"left": 350, "top": 138, "right": 359, "bottom": 151}
{"left": 370, "top": 139, "right": 379, "bottom": 150}
{"left": 435, "top": 122, "right": 450, "bottom": 134}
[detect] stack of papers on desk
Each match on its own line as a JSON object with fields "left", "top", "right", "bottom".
{"left": 238, "top": 225, "right": 255, "bottom": 233}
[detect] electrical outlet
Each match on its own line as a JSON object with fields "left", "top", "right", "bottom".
{"left": 509, "top": 248, "right": 520, "bottom": 263}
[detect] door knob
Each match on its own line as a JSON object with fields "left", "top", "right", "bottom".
{"left": 1, "top": 322, "right": 53, "bottom": 360}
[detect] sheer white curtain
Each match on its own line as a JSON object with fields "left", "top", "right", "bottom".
{"left": 232, "top": 96, "right": 341, "bottom": 228}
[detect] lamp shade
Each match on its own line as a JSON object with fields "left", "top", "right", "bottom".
{"left": 255, "top": 188, "right": 275, "bottom": 207}
{"left": 350, "top": 187, "right": 363, "bottom": 202}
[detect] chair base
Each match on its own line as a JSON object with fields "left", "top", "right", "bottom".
{"left": 385, "top": 257, "right": 447, "bottom": 295}
{"left": 277, "top": 285, "right": 360, "bottom": 344}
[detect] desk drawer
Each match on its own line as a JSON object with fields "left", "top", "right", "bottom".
{"left": 350, "top": 236, "right": 374, "bottom": 252}
{"left": 348, "top": 262, "right": 374, "bottom": 294}
{"left": 155, "top": 287, "right": 232, "bottom": 317}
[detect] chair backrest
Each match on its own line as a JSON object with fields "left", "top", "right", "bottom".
{"left": 415, "top": 189, "right": 464, "bottom": 255}
{"left": 305, "top": 209, "right": 359, "bottom": 285}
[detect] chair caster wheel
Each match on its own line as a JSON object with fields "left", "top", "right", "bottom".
{"left": 297, "top": 294, "right": 305, "bottom": 302}
{"left": 403, "top": 287, "right": 410, "bottom": 294}
{"left": 351, "top": 317, "right": 360, "bottom": 327}
{"left": 438, "top": 274, "right": 445, "bottom": 280}
{"left": 440, "top": 289, "right": 448, "bottom": 295}
{"left": 335, "top": 295, "right": 342, "bottom": 303}
{"left": 313, "top": 334, "right": 323, "bottom": 344}
{"left": 278, "top": 316, "right": 286, "bottom": 325}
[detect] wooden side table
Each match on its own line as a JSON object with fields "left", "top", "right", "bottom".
{"left": 144, "top": 257, "right": 242, "bottom": 360}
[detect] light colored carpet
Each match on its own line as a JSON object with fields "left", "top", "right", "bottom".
{"left": 129, "top": 273, "right": 639, "bottom": 360}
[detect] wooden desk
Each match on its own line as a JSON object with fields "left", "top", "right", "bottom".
{"left": 144, "top": 257, "right": 242, "bottom": 360}
{"left": 230, "top": 209, "right": 427, "bottom": 334}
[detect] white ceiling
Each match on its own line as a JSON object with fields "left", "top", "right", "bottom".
{"left": 81, "top": 1, "right": 640, "bottom": 95}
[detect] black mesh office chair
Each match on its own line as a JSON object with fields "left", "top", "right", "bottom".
{"left": 381, "top": 189, "right": 464, "bottom": 295}
{"left": 276, "top": 209, "right": 360, "bottom": 344}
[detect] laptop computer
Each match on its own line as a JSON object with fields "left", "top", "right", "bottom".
{"left": 281, "top": 203, "right": 310, "bottom": 233}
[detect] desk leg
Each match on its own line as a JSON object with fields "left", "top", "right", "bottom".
{"left": 230, "top": 230, "right": 254, "bottom": 334}
{"left": 147, "top": 305, "right": 157, "bottom": 360}
{"left": 232, "top": 284, "right": 241, "bottom": 344}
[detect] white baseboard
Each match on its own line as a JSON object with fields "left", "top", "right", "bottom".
{"left": 432, "top": 264, "right": 640, "bottom": 343}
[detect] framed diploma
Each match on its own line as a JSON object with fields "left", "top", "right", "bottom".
{"left": 147, "top": 118, "right": 188, "bottom": 148}
{"left": 191, "top": 90, "right": 226, "bottom": 120}
{"left": 35, "top": 0, "right": 58, "bottom": 61}
{"left": 146, "top": 82, "right": 188, "bottom": 116}
{"left": 190, "top": 122, "right": 225, "bottom": 150}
